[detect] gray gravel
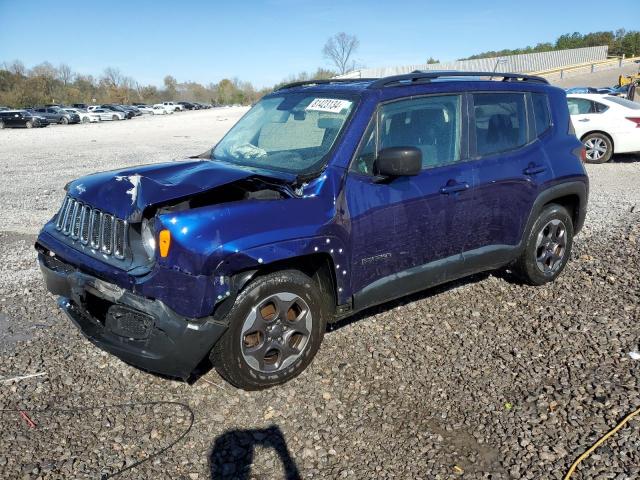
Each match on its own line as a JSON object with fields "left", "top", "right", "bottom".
{"left": 1, "top": 110, "right": 639, "bottom": 479}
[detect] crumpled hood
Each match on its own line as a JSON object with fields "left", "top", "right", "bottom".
{"left": 66, "top": 159, "right": 296, "bottom": 222}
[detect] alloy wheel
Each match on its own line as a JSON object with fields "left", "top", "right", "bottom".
{"left": 584, "top": 137, "right": 607, "bottom": 161}
{"left": 535, "top": 219, "right": 567, "bottom": 274}
{"left": 240, "top": 292, "right": 312, "bottom": 373}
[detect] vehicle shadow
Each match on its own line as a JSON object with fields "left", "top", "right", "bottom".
{"left": 612, "top": 153, "right": 640, "bottom": 163}
{"left": 208, "top": 425, "right": 301, "bottom": 480}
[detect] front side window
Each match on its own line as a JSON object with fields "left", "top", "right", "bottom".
{"left": 352, "top": 95, "right": 462, "bottom": 175}
{"left": 213, "top": 93, "right": 356, "bottom": 174}
{"left": 474, "top": 92, "right": 527, "bottom": 156}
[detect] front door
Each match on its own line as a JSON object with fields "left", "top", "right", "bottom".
{"left": 344, "top": 93, "right": 474, "bottom": 305}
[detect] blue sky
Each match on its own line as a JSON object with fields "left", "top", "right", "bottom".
{"left": 0, "top": 0, "right": 636, "bottom": 88}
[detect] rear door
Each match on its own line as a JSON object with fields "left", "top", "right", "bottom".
{"left": 464, "top": 91, "right": 552, "bottom": 262}
{"left": 345, "top": 93, "right": 474, "bottom": 300}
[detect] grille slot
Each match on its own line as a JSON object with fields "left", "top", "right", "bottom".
{"left": 55, "top": 196, "right": 127, "bottom": 260}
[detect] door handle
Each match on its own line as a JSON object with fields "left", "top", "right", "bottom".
{"left": 523, "top": 165, "right": 546, "bottom": 175}
{"left": 440, "top": 182, "right": 469, "bottom": 194}
{"left": 578, "top": 118, "right": 590, "bottom": 122}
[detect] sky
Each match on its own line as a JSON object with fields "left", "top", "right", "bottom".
{"left": 0, "top": 0, "right": 637, "bottom": 88}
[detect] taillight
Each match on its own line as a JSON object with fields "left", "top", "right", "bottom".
{"left": 572, "top": 145, "right": 586, "bottom": 163}
{"left": 626, "top": 117, "right": 640, "bottom": 128}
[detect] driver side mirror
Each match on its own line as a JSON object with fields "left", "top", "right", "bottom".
{"left": 374, "top": 147, "right": 422, "bottom": 177}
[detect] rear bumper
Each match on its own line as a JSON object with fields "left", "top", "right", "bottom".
{"left": 39, "top": 252, "right": 227, "bottom": 379}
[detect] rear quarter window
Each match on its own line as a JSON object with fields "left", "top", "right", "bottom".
{"left": 531, "top": 93, "right": 551, "bottom": 136}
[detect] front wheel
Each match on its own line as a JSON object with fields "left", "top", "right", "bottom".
{"left": 112, "top": 115, "right": 119, "bottom": 121}
{"left": 583, "top": 133, "right": 613, "bottom": 164}
{"left": 25, "top": 121, "right": 33, "bottom": 129}
{"left": 0, "top": 121, "right": 5, "bottom": 129}
{"left": 211, "top": 270, "right": 327, "bottom": 390}
{"left": 512, "top": 204, "right": 574, "bottom": 285}
{"left": 60, "top": 117, "right": 69, "bottom": 125}
{"left": 82, "top": 116, "right": 89, "bottom": 123}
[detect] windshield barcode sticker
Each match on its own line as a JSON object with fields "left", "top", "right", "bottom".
{"left": 306, "top": 98, "right": 352, "bottom": 113}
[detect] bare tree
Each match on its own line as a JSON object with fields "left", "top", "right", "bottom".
{"left": 5, "top": 60, "right": 26, "bottom": 76}
{"left": 102, "top": 67, "right": 124, "bottom": 88}
{"left": 322, "top": 32, "right": 359, "bottom": 75}
{"left": 58, "top": 63, "right": 74, "bottom": 86}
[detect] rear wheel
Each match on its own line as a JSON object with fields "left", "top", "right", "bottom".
{"left": 60, "top": 117, "right": 69, "bottom": 125}
{"left": 112, "top": 115, "right": 118, "bottom": 121}
{"left": 25, "top": 121, "right": 33, "bottom": 129}
{"left": 513, "top": 204, "right": 574, "bottom": 285}
{"left": 211, "top": 270, "right": 327, "bottom": 390}
{"left": 82, "top": 116, "right": 89, "bottom": 123}
{"left": 583, "top": 132, "right": 613, "bottom": 164}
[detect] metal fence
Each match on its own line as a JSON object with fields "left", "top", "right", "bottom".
{"left": 337, "top": 46, "right": 610, "bottom": 78}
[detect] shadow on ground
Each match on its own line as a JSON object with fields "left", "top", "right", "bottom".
{"left": 209, "top": 425, "right": 301, "bottom": 479}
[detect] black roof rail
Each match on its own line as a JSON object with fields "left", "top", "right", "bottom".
{"left": 275, "top": 78, "right": 377, "bottom": 91}
{"left": 367, "top": 70, "right": 549, "bottom": 88}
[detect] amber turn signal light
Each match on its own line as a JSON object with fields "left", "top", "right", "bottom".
{"left": 159, "top": 229, "right": 171, "bottom": 257}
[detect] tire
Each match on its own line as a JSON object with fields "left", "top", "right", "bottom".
{"left": 211, "top": 270, "right": 327, "bottom": 390}
{"left": 82, "top": 116, "right": 89, "bottom": 123}
{"left": 25, "top": 121, "right": 33, "bottom": 129}
{"left": 582, "top": 132, "right": 613, "bottom": 164}
{"left": 0, "top": 121, "right": 4, "bottom": 129}
{"left": 512, "top": 204, "right": 574, "bottom": 285}
{"left": 112, "top": 115, "right": 118, "bottom": 121}
{"left": 60, "top": 117, "right": 69, "bottom": 125}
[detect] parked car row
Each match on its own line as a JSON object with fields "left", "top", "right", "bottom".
{"left": 0, "top": 100, "right": 214, "bottom": 129}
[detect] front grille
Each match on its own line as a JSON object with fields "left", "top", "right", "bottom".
{"left": 55, "top": 196, "right": 127, "bottom": 260}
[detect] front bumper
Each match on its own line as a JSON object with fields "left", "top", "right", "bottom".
{"left": 39, "top": 252, "right": 227, "bottom": 379}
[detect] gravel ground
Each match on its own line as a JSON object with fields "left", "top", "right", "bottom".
{"left": 0, "top": 109, "right": 639, "bottom": 479}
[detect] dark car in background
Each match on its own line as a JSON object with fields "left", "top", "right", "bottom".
{"left": 0, "top": 110, "right": 49, "bottom": 128}
{"left": 178, "top": 101, "right": 196, "bottom": 110}
{"left": 72, "top": 103, "right": 89, "bottom": 110}
{"left": 32, "top": 106, "right": 80, "bottom": 124}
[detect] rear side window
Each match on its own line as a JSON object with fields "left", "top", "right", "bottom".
{"left": 531, "top": 93, "right": 551, "bottom": 136}
{"left": 473, "top": 93, "right": 527, "bottom": 156}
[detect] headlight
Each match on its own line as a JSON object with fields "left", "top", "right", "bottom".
{"left": 141, "top": 218, "right": 156, "bottom": 261}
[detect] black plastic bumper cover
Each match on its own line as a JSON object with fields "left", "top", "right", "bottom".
{"left": 39, "top": 253, "right": 227, "bottom": 380}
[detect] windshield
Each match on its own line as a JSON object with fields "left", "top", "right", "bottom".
{"left": 213, "top": 93, "right": 356, "bottom": 174}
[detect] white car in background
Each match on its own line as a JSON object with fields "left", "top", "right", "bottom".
{"left": 136, "top": 105, "right": 154, "bottom": 114}
{"left": 87, "top": 107, "right": 125, "bottom": 121}
{"left": 162, "top": 101, "right": 184, "bottom": 112}
{"left": 152, "top": 104, "right": 172, "bottom": 115}
{"left": 64, "top": 108, "right": 100, "bottom": 123}
{"left": 567, "top": 94, "right": 640, "bottom": 163}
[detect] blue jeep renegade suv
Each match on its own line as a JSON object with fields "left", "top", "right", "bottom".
{"left": 36, "top": 71, "right": 588, "bottom": 390}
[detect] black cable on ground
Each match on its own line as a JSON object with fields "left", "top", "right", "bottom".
{"left": 0, "top": 400, "right": 195, "bottom": 479}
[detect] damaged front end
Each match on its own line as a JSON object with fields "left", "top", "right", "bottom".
{"left": 35, "top": 158, "right": 305, "bottom": 379}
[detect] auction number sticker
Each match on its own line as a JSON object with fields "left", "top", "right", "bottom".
{"left": 306, "top": 98, "right": 352, "bottom": 113}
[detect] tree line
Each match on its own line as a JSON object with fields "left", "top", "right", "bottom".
{"left": 460, "top": 29, "right": 640, "bottom": 60}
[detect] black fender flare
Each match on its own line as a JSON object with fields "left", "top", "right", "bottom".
{"left": 518, "top": 180, "right": 588, "bottom": 253}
